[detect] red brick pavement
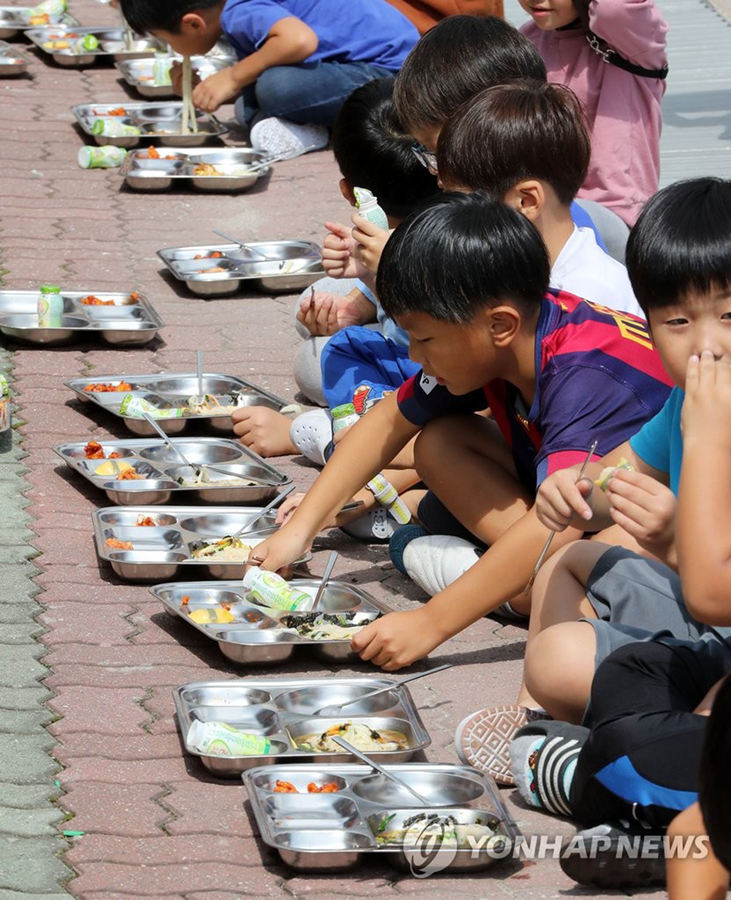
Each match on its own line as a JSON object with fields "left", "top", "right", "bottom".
{"left": 4, "top": 2, "right": 663, "bottom": 896}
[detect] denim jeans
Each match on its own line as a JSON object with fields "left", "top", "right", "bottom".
{"left": 234, "top": 60, "right": 394, "bottom": 126}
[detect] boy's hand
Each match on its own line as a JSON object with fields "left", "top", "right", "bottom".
{"left": 351, "top": 214, "right": 390, "bottom": 276}
{"left": 275, "top": 491, "right": 304, "bottom": 525}
{"left": 193, "top": 68, "right": 241, "bottom": 112}
{"left": 296, "top": 290, "right": 371, "bottom": 336}
{"left": 232, "top": 406, "right": 295, "bottom": 457}
{"left": 604, "top": 469, "right": 676, "bottom": 562}
{"left": 169, "top": 60, "right": 201, "bottom": 97}
{"left": 535, "top": 467, "right": 595, "bottom": 531}
{"left": 322, "top": 221, "right": 370, "bottom": 280}
{"left": 683, "top": 351, "right": 731, "bottom": 449}
{"left": 350, "top": 608, "right": 444, "bottom": 671}
{"left": 245, "top": 527, "right": 311, "bottom": 575}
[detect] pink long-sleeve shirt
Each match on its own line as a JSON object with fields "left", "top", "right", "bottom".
{"left": 521, "top": 0, "right": 668, "bottom": 225}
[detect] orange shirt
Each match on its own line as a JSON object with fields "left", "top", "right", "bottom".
{"left": 383, "top": 0, "right": 504, "bottom": 35}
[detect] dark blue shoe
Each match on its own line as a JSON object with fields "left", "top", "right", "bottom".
{"left": 388, "top": 524, "right": 428, "bottom": 575}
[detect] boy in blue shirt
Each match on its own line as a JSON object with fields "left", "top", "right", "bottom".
{"left": 120, "top": 0, "right": 418, "bottom": 155}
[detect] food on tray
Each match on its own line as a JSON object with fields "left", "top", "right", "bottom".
{"left": 135, "top": 515, "right": 157, "bottom": 527}
{"left": 143, "top": 146, "right": 177, "bottom": 160}
{"left": 80, "top": 294, "right": 115, "bottom": 306}
{"left": 180, "top": 55, "right": 199, "bottom": 134}
{"left": 185, "top": 393, "right": 240, "bottom": 415}
{"left": 105, "top": 537, "right": 133, "bottom": 550}
{"left": 188, "top": 607, "right": 236, "bottom": 625}
{"left": 92, "top": 106, "right": 127, "bottom": 116}
{"left": 193, "top": 250, "right": 224, "bottom": 259}
{"left": 83, "top": 440, "right": 122, "bottom": 460}
{"left": 595, "top": 456, "right": 635, "bottom": 492}
{"left": 189, "top": 536, "right": 253, "bottom": 562}
{"left": 187, "top": 720, "right": 274, "bottom": 756}
{"left": 273, "top": 779, "right": 340, "bottom": 793}
{"left": 296, "top": 722, "right": 409, "bottom": 754}
{"left": 83, "top": 381, "right": 133, "bottom": 393}
{"left": 198, "top": 265, "right": 227, "bottom": 273}
{"left": 279, "top": 611, "right": 382, "bottom": 641}
{"left": 373, "top": 812, "right": 499, "bottom": 849}
{"left": 174, "top": 467, "right": 255, "bottom": 488}
{"left": 192, "top": 163, "right": 222, "bottom": 176}
{"left": 93, "top": 459, "right": 139, "bottom": 478}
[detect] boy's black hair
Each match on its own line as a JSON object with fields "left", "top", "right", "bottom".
{"left": 626, "top": 178, "right": 731, "bottom": 316}
{"left": 376, "top": 191, "right": 550, "bottom": 324}
{"left": 393, "top": 16, "right": 547, "bottom": 133}
{"left": 120, "top": 0, "right": 220, "bottom": 35}
{"left": 331, "top": 78, "right": 439, "bottom": 221}
{"left": 698, "top": 673, "right": 731, "bottom": 872}
{"left": 437, "top": 80, "right": 590, "bottom": 206}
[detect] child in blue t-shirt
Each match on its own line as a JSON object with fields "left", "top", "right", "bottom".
{"left": 120, "top": 0, "right": 419, "bottom": 155}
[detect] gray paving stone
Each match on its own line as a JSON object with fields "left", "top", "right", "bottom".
{"left": 0, "top": 622, "right": 44, "bottom": 644}
{"left": 0, "top": 708, "right": 55, "bottom": 734}
{"left": 0, "top": 563, "right": 41, "bottom": 602}
{"left": 0, "top": 782, "right": 60, "bottom": 810}
{"left": 0, "top": 735, "right": 57, "bottom": 782}
{"left": 0, "top": 645, "right": 47, "bottom": 683}
{"left": 0, "top": 807, "right": 65, "bottom": 837}
{"left": 0, "top": 601, "right": 43, "bottom": 625}
{"left": 0, "top": 835, "right": 72, "bottom": 894}
{"left": 0, "top": 686, "right": 52, "bottom": 712}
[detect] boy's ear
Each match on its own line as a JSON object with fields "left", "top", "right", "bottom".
{"left": 339, "top": 178, "right": 356, "bottom": 206}
{"left": 486, "top": 306, "right": 522, "bottom": 346}
{"left": 180, "top": 11, "right": 208, "bottom": 33}
{"left": 502, "top": 180, "right": 544, "bottom": 222}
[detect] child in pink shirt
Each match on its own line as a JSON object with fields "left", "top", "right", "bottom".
{"left": 520, "top": 0, "right": 667, "bottom": 225}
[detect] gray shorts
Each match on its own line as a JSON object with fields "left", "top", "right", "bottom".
{"left": 582, "top": 547, "right": 731, "bottom": 668}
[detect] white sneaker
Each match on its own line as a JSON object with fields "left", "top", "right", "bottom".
{"left": 402, "top": 534, "right": 482, "bottom": 596}
{"left": 289, "top": 409, "right": 332, "bottom": 466}
{"left": 340, "top": 507, "right": 399, "bottom": 542}
{"left": 249, "top": 117, "right": 329, "bottom": 159}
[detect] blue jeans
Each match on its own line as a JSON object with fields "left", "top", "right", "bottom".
{"left": 234, "top": 61, "right": 395, "bottom": 126}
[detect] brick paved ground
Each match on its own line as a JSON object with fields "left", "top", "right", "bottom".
{"left": 1, "top": 1, "right": 725, "bottom": 898}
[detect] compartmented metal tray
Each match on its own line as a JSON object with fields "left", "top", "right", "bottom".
{"left": 174, "top": 677, "right": 431, "bottom": 776}
{"left": 93, "top": 505, "right": 308, "bottom": 581}
{"left": 244, "top": 762, "right": 518, "bottom": 873}
{"left": 0, "top": 39, "right": 29, "bottom": 75}
{"left": 72, "top": 101, "right": 228, "bottom": 147}
{"left": 158, "top": 241, "right": 323, "bottom": 296}
{"left": 115, "top": 55, "right": 229, "bottom": 98}
{"left": 55, "top": 437, "right": 290, "bottom": 505}
{"left": 0, "top": 290, "right": 163, "bottom": 346}
{"left": 26, "top": 25, "right": 156, "bottom": 65}
{"left": 152, "top": 578, "right": 391, "bottom": 665}
{"left": 121, "top": 147, "right": 268, "bottom": 192}
{"left": 65, "top": 371, "right": 288, "bottom": 435}
{"left": 0, "top": 7, "right": 78, "bottom": 40}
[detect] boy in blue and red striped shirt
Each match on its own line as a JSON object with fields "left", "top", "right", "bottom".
{"left": 249, "top": 192, "right": 671, "bottom": 671}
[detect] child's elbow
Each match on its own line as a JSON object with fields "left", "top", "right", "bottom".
{"left": 278, "top": 18, "right": 318, "bottom": 59}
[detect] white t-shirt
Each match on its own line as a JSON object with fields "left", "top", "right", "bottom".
{"left": 550, "top": 226, "right": 644, "bottom": 320}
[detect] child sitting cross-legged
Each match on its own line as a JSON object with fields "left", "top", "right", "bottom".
{"left": 456, "top": 178, "right": 731, "bottom": 788}
{"left": 244, "top": 192, "right": 671, "bottom": 672}
{"left": 388, "top": 77, "right": 644, "bottom": 597}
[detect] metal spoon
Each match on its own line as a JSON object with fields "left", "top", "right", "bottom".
{"left": 232, "top": 482, "right": 295, "bottom": 539}
{"left": 331, "top": 736, "right": 430, "bottom": 806}
{"left": 522, "top": 439, "right": 599, "bottom": 595}
{"left": 311, "top": 550, "right": 338, "bottom": 612}
{"left": 196, "top": 350, "right": 203, "bottom": 401}
{"left": 212, "top": 229, "right": 317, "bottom": 273}
{"left": 312, "top": 664, "right": 453, "bottom": 717}
{"left": 140, "top": 411, "right": 273, "bottom": 486}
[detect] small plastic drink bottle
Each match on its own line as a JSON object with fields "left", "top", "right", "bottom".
{"left": 353, "top": 186, "right": 389, "bottom": 230}
{"left": 242, "top": 567, "right": 313, "bottom": 611}
{"left": 37, "top": 284, "right": 63, "bottom": 327}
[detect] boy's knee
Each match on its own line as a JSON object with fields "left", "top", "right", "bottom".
{"left": 525, "top": 621, "right": 596, "bottom": 714}
{"left": 413, "top": 418, "right": 451, "bottom": 475}
{"left": 254, "top": 67, "right": 302, "bottom": 118}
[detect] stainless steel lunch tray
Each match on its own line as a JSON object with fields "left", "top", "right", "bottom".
{"left": 55, "top": 438, "right": 289, "bottom": 505}
{"left": 0, "top": 39, "right": 29, "bottom": 75}
{"left": 0, "top": 290, "right": 163, "bottom": 346}
{"left": 65, "top": 371, "right": 288, "bottom": 435}
{"left": 71, "top": 101, "right": 228, "bottom": 148}
{"left": 152, "top": 579, "right": 391, "bottom": 665}
{"left": 158, "top": 241, "right": 324, "bottom": 296}
{"left": 244, "top": 762, "right": 519, "bottom": 873}
{"left": 93, "top": 505, "right": 308, "bottom": 581}
{"left": 26, "top": 25, "right": 155, "bottom": 65}
{"left": 174, "top": 677, "right": 431, "bottom": 776}
{"left": 0, "top": 7, "right": 78, "bottom": 40}
{"left": 115, "top": 55, "right": 229, "bottom": 98}
{"left": 121, "top": 147, "right": 268, "bottom": 192}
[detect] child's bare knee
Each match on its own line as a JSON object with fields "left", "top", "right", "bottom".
{"left": 525, "top": 621, "right": 596, "bottom": 717}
